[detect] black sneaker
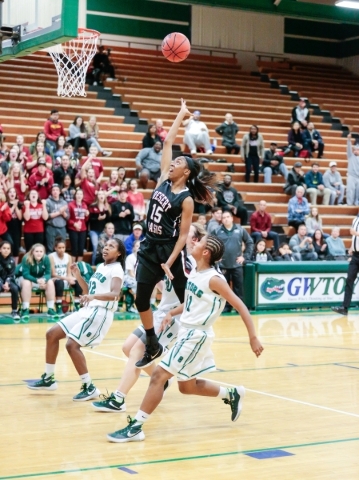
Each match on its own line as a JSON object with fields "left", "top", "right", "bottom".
{"left": 331, "top": 306, "right": 348, "bottom": 316}
{"left": 135, "top": 343, "right": 167, "bottom": 369}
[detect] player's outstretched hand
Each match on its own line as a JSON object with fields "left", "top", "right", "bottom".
{"left": 80, "top": 294, "right": 94, "bottom": 307}
{"left": 159, "top": 312, "right": 172, "bottom": 332}
{"left": 161, "top": 263, "right": 174, "bottom": 280}
{"left": 250, "top": 337, "right": 264, "bottom": 358}
{"left": 180, "top": 98, "right": 192, "bottom": 117}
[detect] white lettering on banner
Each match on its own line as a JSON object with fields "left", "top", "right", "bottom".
{"left": 258, "top": 273, "right": 359, "bottom": 304}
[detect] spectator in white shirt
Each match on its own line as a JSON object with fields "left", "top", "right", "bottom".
{"left": 182, "top": 110, "right": 212, "bottom": 155}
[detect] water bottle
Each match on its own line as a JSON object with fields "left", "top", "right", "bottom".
{"left": 211, "top": 138, "right": 217, "bottom": 152}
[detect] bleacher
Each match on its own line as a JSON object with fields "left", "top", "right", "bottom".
{"left": 0, "top": 46, "right": 357, "bottom": 255}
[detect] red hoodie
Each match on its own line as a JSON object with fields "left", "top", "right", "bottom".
{"left": 28, "top": 171, "right": 54, "bottom": 200}
{"left": 44, "top": 119, "right": 66, "bottom": 142}
{"left": 67, "top": 201, "right": 89, "bottom": 232}
{"left": 0, "top": 202, "right": 12, "bottom": 235}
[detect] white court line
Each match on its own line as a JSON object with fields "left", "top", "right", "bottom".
{"left": 87, "top": 349, "right": 359, "bottom": 419}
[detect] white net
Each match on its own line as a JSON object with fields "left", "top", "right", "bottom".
{"left": 46, "top": 28, "right": 100, "bottom": 97}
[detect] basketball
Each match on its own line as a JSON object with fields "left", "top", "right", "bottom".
{"left": 161, "top": 32, "right": 191, "bottom": 63}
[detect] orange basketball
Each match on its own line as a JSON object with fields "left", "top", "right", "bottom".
{"left": 161, "top": 32, "right": 191, "bottom": 63}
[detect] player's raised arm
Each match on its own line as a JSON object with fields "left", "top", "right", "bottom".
{"left": 70, "top": 263, "right": 89, "bottom": 294}
{"left": 209, "top": 275, "right": 264, "bottom": 357}
{"left": 157, "top": 99, "right": 192, "bottom": 185}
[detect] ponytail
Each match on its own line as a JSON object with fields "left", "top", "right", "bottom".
{"left": 184, "top": 157, "right": 217, "bottom": 205}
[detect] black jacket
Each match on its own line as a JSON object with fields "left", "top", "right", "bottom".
{"left": 262, "top": 150, "right": 284, "bottom": 173}
{"left": 284, "top": 168, "right": 306, "bottom": 193}
{"left": 111, "top": 201, "right": 134, "bottom": 235}
{"left": 0, "top": 253, "right": 16, "bottom": 284}
{"left": 215, "top": 122, "right": 239, "bottom": 147}
{"left": 217, "top": 186, "right": 244, "bottom": 210}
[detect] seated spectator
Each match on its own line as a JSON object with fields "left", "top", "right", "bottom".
{"left": 326, "top": 227, "right": 347, "bottom": 261}
{"left": 0, "top": 190, "right": 12, "bottom": 244}
{"left": 1, "top": 146, "right": 22, "bottom": 175}
{"left": 80, "top": 167, "right": 98, "bottom": 206}
{"left": 323, "top": 161, "right": 345, "bottom": 205}
{"left": 346, "top": 133, "right": 359, "bottom": 206}
{"left": 289, "top": 224, "right": 318, "bottom": 261}
{"left": 102, "top": 169, "right": 122, "bottom": 204}
{"left": 30, "top": 132, "right": 54, "bottom": 158}
{"left": 67, "top": 189, "right": 89, "bottom": 262}
{"left": 284, "top": 161, "right": 306, "bottom": 196}
{"left": 53, "top": 155, "right": 75, "bottom": 186}
{"left": 88, "top": 191, "right": 111, "bottom": 265}
{"left": 250, "top": 200, "right": 280, "bottom": 251}
{"left": 284, "top": 122, "right": 304, "bottom": 157}
{"left": 68, "top": 116, "right": 89, "bottom": 154}
{"left": 111, "top": 189, "right": 134, "bottom": 242}
{"left": 273, "top": 242, "right": 301, "bottom": 262}
{"left": 45, "top": 184, "right": 69, "bottom": 253}
{"left": 182, "top": 110, "right": 212, "bottom": 155}
{"left": 262, "top": 142, "right": 288, "bottom": 184}
{"left": 288, "top": 186, "right": 310, "bottom": 232}
{"left": 127, "top": 178, "right": 146, "bottom": 222}
{"left": 85, "top": 115, "right": 112, "bottom": 157}
{"left": 5, "top": 187, "right": 23, "bottom": 264}
{"left": 93, "top": 45, "right": 116, "bottom": 85}
{"left": 0, "top": 240, "right": 20, "bottom": 319}
{"left": 305, "top": 122, "right": 325, "bottom": 158}
{"left": 124, "top": 223, "right": 144, "bottom": 255}
{"left": 28, "top": 158, "right": 54, "bottom": 200}
{"left": 123, "top": 239, "right": 141, "bottom": 313}
{"left": 215, "top": 113, "right": 240, "bottom": 154}
{"left": 305, "top": 206, "right": 327, "bottom": 237}
{"left": 80, "top": 145, "right": 104, "bottom": 184}
{"left": 155, "top": 119, "right": 168, "bottom": 142}
{"left": 18, "top": 243, "right": 56, "bottom": 319}
{"left": 95, "top": 222, "right": 116, "bottom": 264}
{"left": 291, "top": 98, "right": 310, "bottom": 128}
{"left": 60, "top": 174, "right": 75, "bottom": 204}
{"left": 305, "top": 162, "right": 332, "bottom": 205}
{"left": 241, "top": 125, "right": 264, "bottom": 183}
{"left": 135, "top": 141, "right": 162, "bottom": 189}
{"left": 216, "top": 174, "right": 248, "bottom": 225}
{"left": 44, "top": 109, "right": 66, "bottom": 151}
{"left": 49, "top": 237, "right": 82, "bottom": 315}
{"left": 22, "top": 190, "right": 48, "bottom": 251}
{"left": 63, "top": 142, "right": 80, "bottom": 171}
{"left": 6, "top": 162, "right": 27, "bottom": 202}
{"left": 196, "top": 214, "right": 207, "bottom": 228}
{"left": 53, "top": 136, "right": 66, "bottom": 167}
{"left": 312, "top": 229, "right": 328, "bottom": 260}
{"left": 142, "top": 124, "right": 161, "bottom": 149}
{"left": 26, "top": 141, "right": 53, "bottom": 173}
{"left": 207, "top": 207, "right": 222, "bottom": 234}
{"left": 251, "top": 239, "right": 273, "bottom": 262}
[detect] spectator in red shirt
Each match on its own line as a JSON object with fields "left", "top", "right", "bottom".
{"left": 156, "top": 119, "right": 168, "bottom": 142}
{"left": 44, "top": 109, "right": 66, "bottom": 151}
{"left": 0, "top": 189, "right": 12, "bottom": 244}
{"left": 22, "top": 189, "right": 48, "bottom": 251}
{"left": 250, "top": 200, "right": 279, "bottom": 251}
{"left": 16, "top": 135, "right": 31, "bottom": 160}
{"left": 102, "top": 168, "right": 122, "bottom": 204}
{"left": 25, "top": 141, "right": 52, "bottom": 174}
{"left": 80, "top": 166, "right": 98, "bottom": 206}
{"left": 28, "top": 158, "right": 54, "bottom": 200}
{"left": 5, "top": 187, "right": 23, "bottom": 263}
{"left": 67, "top": 188, "right": 89, "bottom": 262}
{"left": 127, "top": 178, "right": 146, "bottom": 222}
{"left": 6, "top": 163, "right": 27, "bottom": 202}
{"left": 80, "top": 145, "right": 104, "bottom": 183}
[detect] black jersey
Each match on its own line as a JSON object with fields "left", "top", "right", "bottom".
{"left": 146, "top": 180, "right": 192, "bottom": 243}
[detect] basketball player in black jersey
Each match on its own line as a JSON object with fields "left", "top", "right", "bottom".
{"left": 135, "top": 99, "right": 217, "bottom": 368}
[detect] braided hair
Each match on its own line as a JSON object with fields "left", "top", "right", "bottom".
{"left": 205, "top": 235, "right": 225, "bottom": 267}
{"left": 109, "top": 237, "right": 126, "bottom": 270}
{"left": 184, "top": 157, "right": 217, "bottom": 206}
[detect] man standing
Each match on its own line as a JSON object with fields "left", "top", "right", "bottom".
{"left": 215, "top": 113, "right": 240, "bottom": 154}
{"left": 289, "top": 224, "right": 318, "bottom": 261}
{"left": 262, "top": 142, "right": 288, "bottom": 184}
{"left": 46, "top": 184, "right": 69, "bottom": 253}
{"left": 323, "top": 161, "right": 345, "bottom": 205}
{"left": 182, "top": 110, "right": 212, "bottom": 155}
{"left": 207, "top": 207, "right": 222, "bottom": 235}
{"left": 44, "top": 109, "right": 66, "bottom": 151}
{"left": 288, "top": 186, "right": 310, "bottom": 231}
{"left": 250, "top": 200, "right": 280, "bottom": 251}
{"left": 305, "top": 163, "right": 332, "bottom": 205}
{"left": 346, "top": 133, "right": 359, "bottom": 206}
{"left": 215, "top": 211, "right": 253, "bottom": 312}
{"left": 291, "top": 98, "right": 310, "bottom": 127}
{"left": 332, "top": 215, "right": 359, "bottom": 315}
{"left": 135, "top": 141, "right": 162, "bottom": 189}
{"left": 216, "top": 174, "right": 248, "bottom": 225}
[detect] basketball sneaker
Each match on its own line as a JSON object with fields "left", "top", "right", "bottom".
{"left": 74, "top": 302, "right": 81, "bottom": 311}
{"left": 73, "top": 383, "right": 100, "bottom": 402}
{"left": 223, "top": 386, "right": 245, "bottom": 422}
{"left": 27, "top": 373, "right": 58, "bottom": 391}
{"left": 21, "top": 308, "right": 30, "bottom": 320}
{"left": 47, "top": 308, "right": 58, "bottom": 318}
{"left": 135, "top": 343, "right": 168, "bottom": 369}
{"left": 55, "top": 304, "right": 64, "bottom": 317}
{"left": 92, "top": 392, "right": 126, "bottom": 412}
{"left": 107, "top": 416, "right": 145, "bottom": 443}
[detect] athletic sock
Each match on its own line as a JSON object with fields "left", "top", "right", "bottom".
{"left": 80, "top": 373, "right": 92, "bottom": 387}
{"left": 47, "top": 300, "right": 55, "bottom": 309}
{"left": 218, "top": 386, "right": 229, "bottom": 399}
{"left": 134, "top": 409, "right": 150, "bottom": 425}
{"left": 22, "top": 302, "right": 29, "bottom": 309}
{"left": 114, "top": 390, "right": 126, "bottom": 402}
{"left": 45, "top": 363, "right": 55, "bottom": 378}
{"left": 145, "top": 327, "right": 155, "bottom": 337}
{"left": 56, "top": 300, "right": 62, "bottom": 304}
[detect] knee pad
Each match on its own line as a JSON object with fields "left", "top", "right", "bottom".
{"left": 135, "top": 283, "right": 152, "bottom": 312}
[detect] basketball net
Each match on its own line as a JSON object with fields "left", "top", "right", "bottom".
{"left": 45, "top": 28, "right": 100, "bottom": 97}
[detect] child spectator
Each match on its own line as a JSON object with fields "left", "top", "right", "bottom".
{"left": 60, "top": 174, "right": 75, "bottom": 203}
{"left": 0, "top": 240, "right": 20, "bottom": 320}
{"left": 273, "top": 242, "right": 300, "bottom": 261}
{"left": 67, "top": 188, "right": 89, "bottom": 262}
{"left": 312, "top": 229, "right": 328, "bottom": 260}
{"left": 68, "top": 116, "right": 89, "bottom": 154}
{"left": 251, "top": 239, "right": 273, "bottom": 262}
{"left": 22, "top": 190, "right": 48, "bottom": 251}
{"left": 95, "top": 222, "right": 115, "bottom": 264}
{"left": 5, "top": 187, "right": 23, "bottom": 264}
{"left": 28, "top": 158, "right": 54, "bottom": 200}
{"left": 88, "top": 191, "right": 111, "bottom": 265}
{"left": 102, "top": 169, "right": 122, "bottom": 204}
{"left": 142, "top": 124, "right": 161, "bottom": 149}
{"left": 127, "top": 178, "right": 146, "bottom": 222}
{"left": 6, "top": 163, "right": 27, "bottom": 202}
{"left": 18, "top": 243, "right": 56, "bottom": 320}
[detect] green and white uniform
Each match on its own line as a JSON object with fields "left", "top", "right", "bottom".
{"left": 58, "top": 262, "right": 124, "bottom": 347}
{"left": 160, "top": 267, "right": 226, "bottom": 381}
{"left": 49, "top": 251, "right": 71, "bottom": 288}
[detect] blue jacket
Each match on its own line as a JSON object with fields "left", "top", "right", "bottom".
{"left": 124, "top": 233, "right": 144, "bottom": 255}
{"left": 305, "top": 171, "right": 324, "bottom": 189}
{"left": 288, "top": 196, "right": 310, "bottom": 223}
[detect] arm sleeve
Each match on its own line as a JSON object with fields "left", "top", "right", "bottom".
{"left": 215, "top": 123, "right": 225, "bottom": 135}
{"left": 250, "top": 213, "right": 260, "bottom": 233}
{"left": 135, "top": 149, "right": 147, "bottom": 168}
{"left": 112, "top": 264, "right": 124, "bottom": 282}
{"left": 305, "top": 172, "right": 315, "bottom": 189}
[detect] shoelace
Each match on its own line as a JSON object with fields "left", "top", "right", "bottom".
{"left": 98, "top": 390, "right": 114, "bottom": 402}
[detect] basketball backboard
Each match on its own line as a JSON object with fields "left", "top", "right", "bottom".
{"left": 0, "top": 0, "right": 78, "bottom": 62}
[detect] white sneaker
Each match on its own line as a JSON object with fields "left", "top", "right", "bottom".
{"left": 206, "top": 149, "right": 213, "bottom": 155}
{"left": 190, "top": 149, "right": 197, "bottom": 155}
{"left": 102, "top": 150, "right": 112, "bottom": 157}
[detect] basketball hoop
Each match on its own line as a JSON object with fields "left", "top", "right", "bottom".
{"left": 46, "top": 28, "right": 100, "bottom": 97}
